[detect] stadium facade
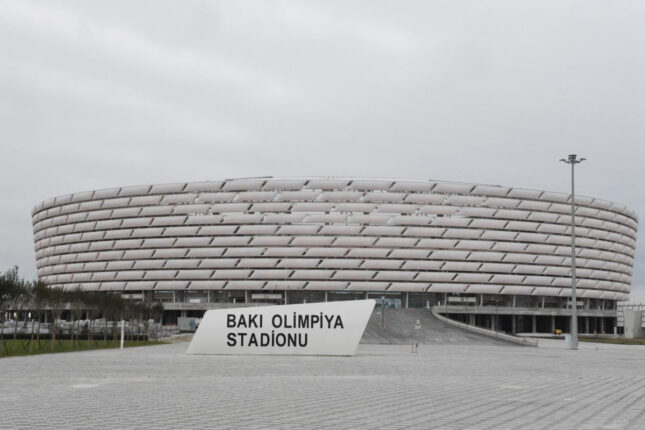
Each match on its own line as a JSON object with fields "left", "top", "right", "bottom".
{"left": 32, "top": 177, "right": 638, "bottom": 334}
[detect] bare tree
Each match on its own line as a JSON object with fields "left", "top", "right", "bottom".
{"left": 82, "top": 291, "right": 99, "bottom": 343}
{"left": 112, "top": 295, "right": 125, "bottom": 343}
{"left": 32, "top": 281, "right": 49, "bottom": 351}
{"left": 46, "top": 287, "right": 66, "bottom": 351}
{"left": 100, "top": 294, "right": 115, "bottom": 342}
{"left": 69, "top": 288, "right": 85, "bottom": 347}
{"left": 11, "top": 281, "right": 31, "bottom": 344}
{"left": 151, "top": 303, "right": 165, "bottom": 340}
{"left": 0, "top": 267, "right": 20, "bottom": 355}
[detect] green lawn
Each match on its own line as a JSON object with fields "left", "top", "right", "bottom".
{"left": 0, "top": 338, "right": 167, "bottom": 358}
{"left": 580, "top": 337, "right": 645, "bottom": 345}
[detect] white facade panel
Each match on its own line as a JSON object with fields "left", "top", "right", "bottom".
{"left": 263, "top": 179, "right": 307, "bottom": 190}
{"left": 31, "top": 177, "right": 636, "bottom": 305}
{"left": 500, "top": 286, "right": 533, "bottom": 295}
{"left": 403, "top": 193, "right": 444, "bottom": 204}
{"left": 348, "top": 179, "right": 393, "bottom": 191}
{"left": 391, "top": 181, "right": 435, "bottom": 193}
{"left": 361, "top": 259, "right": 403, "bottom": 270}
{"left": 467, "top": 284, "right": 503, "bottom": 294}
{"left": 389, "top": 249, "right": 430, "bottom": 259}
{"left": 184, "top": 181, "right": 223, "bottom": 192}
{"left": 428, "top": 283, "right": 468, "bottom": 293}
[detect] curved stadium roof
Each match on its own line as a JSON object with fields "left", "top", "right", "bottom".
{"left": 32, "top": 177, "right": 637, "bottom": 301}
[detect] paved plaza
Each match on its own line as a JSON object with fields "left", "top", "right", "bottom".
{"left": 1, "top": 339, "right": 645, "bottom": 429}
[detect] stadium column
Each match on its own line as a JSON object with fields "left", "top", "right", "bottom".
{"left": 551, "top": 316, "right": 555, "bottom": 333}
{"left": 532, "top": 315, "right": 536, "bottom": 333}
{"left": 511, "top": 316, "right": 516, "bottom": 334}
{"left": 585, "top": 317, "right": 589, "bottom": 334}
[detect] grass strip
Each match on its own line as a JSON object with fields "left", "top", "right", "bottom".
{"left": 0, "top": 339, "right": 167, "bottom": 358}
{"left": 580, "top": 337, "right": 645, "bottom": 345}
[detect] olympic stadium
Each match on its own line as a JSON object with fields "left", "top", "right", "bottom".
{"left": 32, "top": 177, "right": 638, "bottom": 335}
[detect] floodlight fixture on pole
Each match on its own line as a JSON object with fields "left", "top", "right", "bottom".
{"left": 560, "top": 154, "right": 585, "bottom": 350}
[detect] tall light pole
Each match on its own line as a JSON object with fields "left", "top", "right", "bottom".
{"left": 560, "top": 154, "right": 586, "bottom": 350}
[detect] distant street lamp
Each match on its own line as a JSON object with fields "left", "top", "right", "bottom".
{"left": 560, "top": 154, "right": 586, "bottom": 350}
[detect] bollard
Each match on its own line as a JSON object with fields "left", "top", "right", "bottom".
{"left": 412, "top": 320, "right": 421, "bottom": 353}
{"left": 120, "top": 320, "right": 124, "bottom": 350}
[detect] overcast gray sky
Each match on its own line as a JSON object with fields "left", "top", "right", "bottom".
{"left": 1, "top": 0, "right": 644, "bottom": 300}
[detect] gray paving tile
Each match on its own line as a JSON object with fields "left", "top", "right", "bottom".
{"left": 0, "top": 340, "right": 644, "bottom": 429}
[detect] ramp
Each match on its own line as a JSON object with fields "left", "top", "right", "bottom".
{"left": 360, "top": 308, "right": 509, "bottom": 345}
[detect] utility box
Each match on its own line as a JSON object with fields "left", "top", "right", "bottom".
{"left": 624, "top": 310, "right": 643, "bottom": 339}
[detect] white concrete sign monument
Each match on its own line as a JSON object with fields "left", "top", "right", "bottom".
{"left": 186, "top": 299, "right": 375, "bottom": 356}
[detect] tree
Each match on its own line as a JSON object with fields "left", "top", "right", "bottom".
{"left": 112, "top": 295, "right": 124, "bottom": 342}
{"left": 0, "top": 267, "right": 35, "bottom": 353}
{"left": 69, "top": 287, "right": 86, "bottom": 347}
{"left": 11, "top": 279, "right": 32, "bottom": 342}
{"left": 33, "top": 281, "right": 49, "bottom": 348}
{"left": 0, "top": 267, "right": 20, "bottom": 354}
{"left": 82, "top": 291, "right": 100, "bottom": 343}
{"left": 99, "top": 293, "right": 115, "bottom": 342}
{"left": 151, "top": 303, "right": 165, "bottom": 340}
{"left": 46, "top": 287, "right": 66, "bottom": 351}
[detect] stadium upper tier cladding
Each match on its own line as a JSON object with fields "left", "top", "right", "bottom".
{"left": 32, "top": 178, "right": 637, "bottom": 301}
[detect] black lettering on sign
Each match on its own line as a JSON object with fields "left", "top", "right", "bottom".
{"left": 324, "top": 314, "right": 333, "bottom": 328}
{"left": 248, "top": 314, "right": 260, "bottom": 328}
{"left": 275, "top": 333, "right": 286, "bottom": 347}
{"left": 227, "top": 314, "right": 236, "bottom": 328}
{"left": 227, "top": 331, "right": 309, "bottom": 347}
{"left": 298, "top": 314, "right": 309, "bottom": 328}
{"left": 272, "top": 314, "right": 282, "bottom": 328}
{"left": 224, "top": 311, "right": 346, "bottom": 349}
{"left": 231, "top": 314, "right": 263, "bottom": 328}
{"left": 227, "top": 333, "right": 236, "bottom": 346}
{"left": 238, "top": 314, "right": 247, "bottom": 328}
{"left": 248, "top": 333, "right": 258, "bottom": 347}
{"left": 284, "top": 313, "right": 293, "bottom": 329}
{"left": 335, "top": 315, "right": 344, "bottom": 329}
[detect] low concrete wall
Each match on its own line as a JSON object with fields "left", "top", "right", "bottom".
{"left": 431, "top": 308, "right": 538, "bottom": 347}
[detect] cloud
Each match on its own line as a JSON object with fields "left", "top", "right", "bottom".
{"left": 1, "top": 0, "right": 644, "bottom": 300}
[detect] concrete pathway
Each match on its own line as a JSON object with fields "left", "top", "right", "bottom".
{"left": 2, "top": 340, "right": 645, "bottom": 429}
